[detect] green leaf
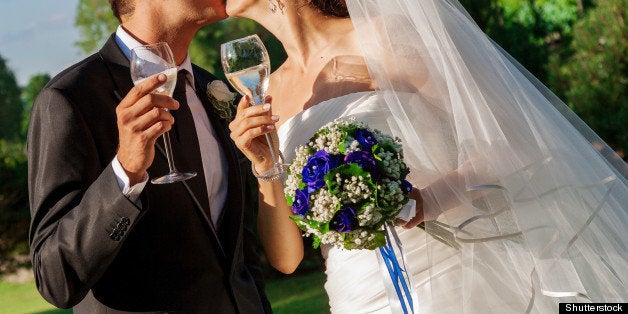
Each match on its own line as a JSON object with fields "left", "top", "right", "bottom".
{"left": 324, "top": 164, "right": 371, "bottom": 195}
{"left": 312, "top": 236, "right": 321, "bottom": 249}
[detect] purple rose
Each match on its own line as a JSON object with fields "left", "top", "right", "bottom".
{"left": 345, "top": 151, "right": 379, "bottom": 179}
{"left": 330, "top": 206, "right": 358, "bottom": 233}
{"left": 302, "top": 150, "right": 339, "bottom": 192}
{"left": 401, "top": 179, "right": 413, "bottom": 194}
{"left": 292, "top": 189, "right": 309, "bottom": 216}
{"left": 355, "top": 128, "right": 377, "bottom": 151}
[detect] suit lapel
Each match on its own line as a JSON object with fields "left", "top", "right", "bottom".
{"left": 98, "top": 36, "right": 135, "bottom": 105}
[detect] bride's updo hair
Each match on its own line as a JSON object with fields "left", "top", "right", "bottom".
{"left": 309, "top": 0, "right": 349, "bottom": 18}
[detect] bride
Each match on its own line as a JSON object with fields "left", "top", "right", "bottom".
{"left": 226, "top": 0, "right": 627, "bottom": 312}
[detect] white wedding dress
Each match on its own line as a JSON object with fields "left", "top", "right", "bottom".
{"left": 278, "top": 92, "right": 515, "bottom": 313}
{"left": 278, "top": 90, "right": 626, "bottom": 313}
{"left": 275, "top": 1, "right": 627, "bottom": 312}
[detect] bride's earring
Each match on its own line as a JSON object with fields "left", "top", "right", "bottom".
{"left": 269, "top": 0, "right": 278, "bottom": 13}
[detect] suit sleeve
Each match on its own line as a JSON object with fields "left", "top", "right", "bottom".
{"left": 27, "top": 87, "right": 145, "bottom": 308}
{"left": 240, "top": 158, "right": 273, "bottom": 313}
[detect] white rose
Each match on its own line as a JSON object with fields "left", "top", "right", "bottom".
{"left": 208, "top": 80, "right": 236, "bottom": 102}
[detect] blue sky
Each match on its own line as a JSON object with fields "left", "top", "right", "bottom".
{"left": 0, "top": 0, "right": 84, "bottom": 85}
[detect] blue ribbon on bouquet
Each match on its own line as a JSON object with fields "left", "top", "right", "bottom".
{"left": 377, "top": 224, "right": 418, "bottom": 314}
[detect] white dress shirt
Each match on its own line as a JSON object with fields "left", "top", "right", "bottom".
{"left": 112, "top": 26, "right": 227, "bottom": 226}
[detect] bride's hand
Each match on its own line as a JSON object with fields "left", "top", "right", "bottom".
{"left": 229, "top": 95, "right": 279, "bottom": 172}
{"left": 395, "top": 188, "right": 425, "bottom": 229}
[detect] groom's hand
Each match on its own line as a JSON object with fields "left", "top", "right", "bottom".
{"left": 116, "top": 73, "right": 180, "bottom": 185}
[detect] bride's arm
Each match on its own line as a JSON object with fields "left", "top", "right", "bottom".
{"left": 256, "top": 178, "right": 304, "bottom": 274}
{"left": 229, "top": 96, "right": 304, "bottom": 274}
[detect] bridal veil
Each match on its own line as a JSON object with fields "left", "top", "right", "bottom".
{"left": 346, "top": 0, "right": 627, "bottom": 311}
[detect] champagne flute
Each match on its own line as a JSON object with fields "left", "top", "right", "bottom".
{"left": 130, "top": 42, "right": 197, "bottom": 184}
{"left": 221, "top": 34, "right": 285, "bottom": 178}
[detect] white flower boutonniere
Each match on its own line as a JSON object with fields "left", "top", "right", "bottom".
{"left": 207, "top": 80, "right": 237, "bottom": 120}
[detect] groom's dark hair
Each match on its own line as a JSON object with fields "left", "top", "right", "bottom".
{"left": 109, "top": 0, "right": 134, "bottom": 22}
{"left": 310, "top": 0, "right": 348, "bottom": 18}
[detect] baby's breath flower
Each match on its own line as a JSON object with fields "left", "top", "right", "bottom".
{"left": 286, "top": 117, "right": 412, "bottom": 250}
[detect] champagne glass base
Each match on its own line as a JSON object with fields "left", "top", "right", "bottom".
{"left": 151, "top": 171, "right": 197, "bottom": 184}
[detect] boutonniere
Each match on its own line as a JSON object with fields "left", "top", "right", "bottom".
{"left": 207, "top": 80, "right": 237, "bottom": 120}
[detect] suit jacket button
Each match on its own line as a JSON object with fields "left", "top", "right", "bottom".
{"left": 120, "top": 217, "right": 131, "bottom": 225}
{"left": 117, "top": 222, "right": 128, "bottom": 232}
{"left": 109, "top": 229, "right": 123, "bottom": 241}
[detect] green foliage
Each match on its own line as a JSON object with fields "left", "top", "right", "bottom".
{"left": 0, "top": 66, "right": 49, "bottom": 275}
{"left": 460, "top": 0, "right": 584, "bottom": 82}
{"left": 0, "top": 55, "right": 24, "bottom": 141}
{"left": 559, "top": 0, "right": 627, "bottom": 153}
{"left": 0, "top": 140, "right": 29, "bottom": 273}
{"left": 21, "top": 73, "right": 51, "bottom": 139}
{"left": 460, "top": 1, "right": 625, "bottom": 154}
{"left": 75, "top": 0, "right": 118, "bottom": 54}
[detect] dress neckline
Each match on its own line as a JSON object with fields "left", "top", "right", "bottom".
{"left": 277, "top": 91, "right": 377, "bottom": 137}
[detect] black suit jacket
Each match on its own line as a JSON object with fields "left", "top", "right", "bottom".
{"left": 27, "top": 34, "right": 271, "bottom": 313}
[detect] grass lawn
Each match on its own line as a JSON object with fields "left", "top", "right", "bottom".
{"left": 0, "top": 271, "right": 328, "bottom": 314}
{"left": 266, "top": 271, "right": 330, "bottom": 314}
{"left": 0, "top": 280, "right": 71, "bottom": 314}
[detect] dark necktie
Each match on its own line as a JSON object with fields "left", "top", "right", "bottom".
{"left": 172, "top": 70, "right": 190, "bottom": 143}
{"left": 168, "top": 70, "right": 213, "bottom": 223}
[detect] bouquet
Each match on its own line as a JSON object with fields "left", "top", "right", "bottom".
{"left": 284, "top": 117, "right": 413, "bottom": 250}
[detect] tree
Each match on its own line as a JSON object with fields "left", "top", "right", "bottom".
{"left": 460, "top": 0, "right": 585, "bottom": 84}
{"left": 21, "top": 73, "right": 51, "bottom": 139}
{"left": 75, "top": 0, "right": 119, "bottom": 53}
{"left": 0, "top": 55, "right": 29, "bottom": 273}
{"left": 559, "top": 0, "right": 627, "bottom": 154}
{"left": 0, "top": 139, "right": 29, "bottom": 274}
{"left": 0, "top": 55, "right": 23, "bottom": 141}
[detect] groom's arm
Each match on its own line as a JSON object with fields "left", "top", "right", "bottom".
{"left": 28, "top": 87, "right": 145, "bottom": 308}
{"left": 28, "top": 73, "right": 175, "bottom": 308}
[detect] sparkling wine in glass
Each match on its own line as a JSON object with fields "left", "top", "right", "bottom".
{"left": 221, "top": 34, "right": 285, "bottom": 178}
{"left": 130, "top": 42, "right": 197, "bottom": 184}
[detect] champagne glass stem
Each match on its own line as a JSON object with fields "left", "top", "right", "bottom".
{"left": 162, "top": 131, "right": 178, "bottom": 173}
{"left": 264, "top": 133, "right": 282, "bottom": 167}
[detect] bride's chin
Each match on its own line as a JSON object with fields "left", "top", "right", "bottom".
{"left": 225, "top": 7, "right": 243, "bottom": 18}
{"left": 224, "top": 0, "right": 255, "bottom": 18}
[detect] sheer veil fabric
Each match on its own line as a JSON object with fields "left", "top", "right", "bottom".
{"left": 343, "top": 0, "right": 627, "bottom": 311}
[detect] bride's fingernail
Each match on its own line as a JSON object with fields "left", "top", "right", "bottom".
{"left": 262, "top": 103, "right": 271, "bottom": 110}
{"left": 271, "top": 115, "right": 279, "bottom": 121}
{"left": 266, "top": 125, "right": 275, "bottom": 130}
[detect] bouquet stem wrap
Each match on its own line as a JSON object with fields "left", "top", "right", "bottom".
{"left": 377, "top": 223, "right": 419, "bottom": 314}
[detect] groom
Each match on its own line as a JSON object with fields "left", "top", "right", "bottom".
{"left": 27, "top": 0, "right": 270, "bottom": 312}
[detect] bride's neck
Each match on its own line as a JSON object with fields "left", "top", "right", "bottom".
{"left": 250, "top": 4, "right": 354, "bottom": 70}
